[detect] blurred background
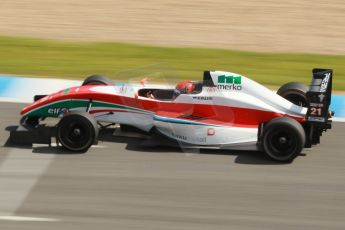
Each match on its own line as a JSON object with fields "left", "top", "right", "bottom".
{"left": 0, "top": 0, "right": 344, "bottom": 88}
{"left": 1, "top": 1, "right": 345, "bottom": 229}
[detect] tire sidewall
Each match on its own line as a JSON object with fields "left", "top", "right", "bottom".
{"left": 82, "top": 75, "right": 112, "bottom": 86}
{"left": 277, "top": 82, "right": 308, "bottom": 107}
{"left": 57, "top": 113, "right": 97, "bottom": 152}
{"left": 279, "top": 90, "right": 307, "bottom": 107}
{"left": 262, "top": 117, "right": 305, "bottom": 162}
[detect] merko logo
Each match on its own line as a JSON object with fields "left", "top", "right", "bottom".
{"left": 217, "top": 75, "right": 242, "bottom": 90}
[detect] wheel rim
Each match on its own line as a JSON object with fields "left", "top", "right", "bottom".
{"left": 58, "top": 118, "right": 94, "bottom": 151}
{"left": 267, "top": 130, "right": 297, "bottom": 158}
{"left": 66, "top": 122, "right": 87, "bottom": 144}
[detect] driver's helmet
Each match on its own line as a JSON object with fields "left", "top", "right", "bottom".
{"left": 174, "top": 80, "right": 196, "bottom": 96}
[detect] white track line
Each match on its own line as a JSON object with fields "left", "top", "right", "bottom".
{"left": 33, "top": 143, "right": 107, "bottom": 148}
{"left": 0, "top": 148, "right": 58, "bottom": 221}
{"left": 331, "top": 117, "right": 345, "bottom": 122}
{"left": 0, "top": 215, "right": 58, "bottom": 222}
{"left": 0, "top": 97, "right": 28, "bottom": 103}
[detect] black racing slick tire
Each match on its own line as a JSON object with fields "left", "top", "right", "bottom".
{"left": 262, "top": 117, "right": 306, "bottom": 163}
{"left": 277, "top": 82, "right": 308, "bottom": 107}
{"left": 82, "top": 74, "right": 113, "bottom": 86}
{"left": 57, "top": 111, "right": 98, "bottom": 152}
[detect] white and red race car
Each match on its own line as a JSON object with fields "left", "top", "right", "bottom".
{"left": 12, "top": 68, "right": 333, "bottom": 162}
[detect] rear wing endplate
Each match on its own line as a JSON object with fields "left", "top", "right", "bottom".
{"left": 306, "top": 68, "right": 333, "bottom": 127}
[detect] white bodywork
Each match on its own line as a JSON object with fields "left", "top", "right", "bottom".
{"left": 88, "top": 71, "right": 307, "bottom": 150}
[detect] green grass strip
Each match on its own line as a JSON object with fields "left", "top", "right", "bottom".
{"left": 0, "top": 36, "right": 344, "bottom": 90}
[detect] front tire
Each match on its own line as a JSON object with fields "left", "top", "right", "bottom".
{"left": 57, "top": 111, "right": 98, "bottom": 152}
{"left": 262, "top": 117, "right": 306, "bottom": 162}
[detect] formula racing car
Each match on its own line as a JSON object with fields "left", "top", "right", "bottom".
{"left": 10, "top": 68, "right": 333, "bottom": 162}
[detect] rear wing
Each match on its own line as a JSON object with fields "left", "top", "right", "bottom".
{"left": 306, "top": 68, "right": 333, "bottom": 128}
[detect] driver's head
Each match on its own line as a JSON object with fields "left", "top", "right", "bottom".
{"left": 175, "top": 80, "right": 196, "bottom": 94}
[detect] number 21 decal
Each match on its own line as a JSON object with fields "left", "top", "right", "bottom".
{"left": 310, "top": 107, "right": 322, "bottom": 116}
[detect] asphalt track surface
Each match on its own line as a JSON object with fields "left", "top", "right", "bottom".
{"left": 1, "top": 102, "right": 345, "bottom": 230}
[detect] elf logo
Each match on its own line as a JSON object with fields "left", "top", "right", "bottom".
{"left": 217, "top": 75, "right": 242, "bottom": 90}
{"left": 48, "top": 108, "right": 69, "bottom": 115}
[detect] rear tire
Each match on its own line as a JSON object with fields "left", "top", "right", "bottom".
{"left": 82, "top": 74, "right": 113, "bottom": 86}
{"left": 277, "top": 82, "right": 308, "bottom": 107}
{"left": 262, "top": 117, "right": 305, "bottom": 162}
{"left": 57, "top": 111, "right": 98, "bottom": 152}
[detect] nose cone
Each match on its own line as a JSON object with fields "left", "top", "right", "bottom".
{"left": 20, "top": 88, "right": 68, "bottom": 116}
{"left": 20, "top": 95, "right": 50, "bottom": 116}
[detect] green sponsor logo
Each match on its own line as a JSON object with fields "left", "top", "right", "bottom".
{"left": 217, "top": 75, "right": 242, "bottom": 84}
{"left": 63, "top": 88, "right": 70, "bottom": 94}
{"left": 217, "top": 75, "right": 242, "bottom": 90}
